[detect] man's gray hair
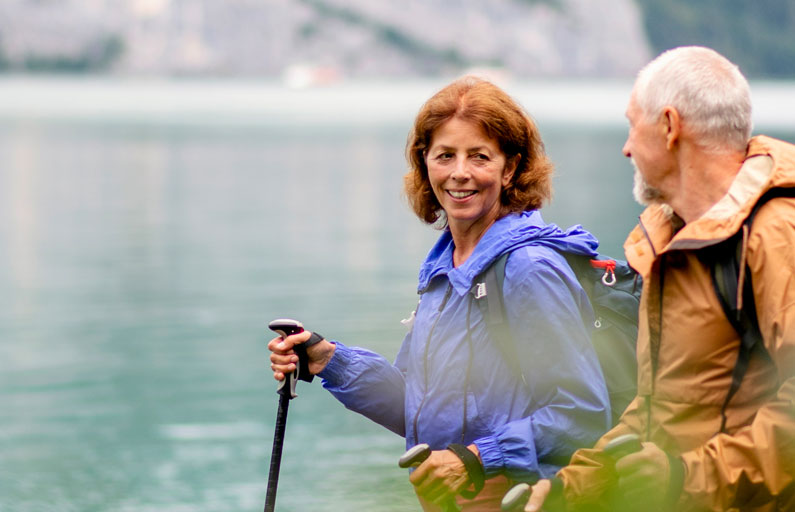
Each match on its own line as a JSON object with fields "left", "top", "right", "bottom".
{"left": 633, "top": 46, "right": 752, "bottom": 152}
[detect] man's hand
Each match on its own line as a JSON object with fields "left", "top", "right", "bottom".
{"left": 614, "top": 441, "right": 670, "bottom": 510}
{"left": 524, "top": 479, "right": 551, "bottom": 511}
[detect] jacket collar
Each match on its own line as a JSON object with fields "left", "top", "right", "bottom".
{"left": 417, "top": 211, "right": 598, "bottom": 295}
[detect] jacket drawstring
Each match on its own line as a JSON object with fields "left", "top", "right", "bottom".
{"left": 638, "top": 216, "right": 659, "bottom": 259}
{"left": 461, "top": 294, "right": 474, "bottom": 443}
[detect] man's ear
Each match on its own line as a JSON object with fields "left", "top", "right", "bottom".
{"left": 661, "top": 106, "right": 681, "bottom": 150}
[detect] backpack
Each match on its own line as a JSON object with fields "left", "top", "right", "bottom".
{"left": 470, "top": 188, "right": 794, "bottom": 430}
{"left": 470, "top": 250, "right": 642, "bottom": 427}
{"left": 703, "top": 187, "right": 795, "bottom": 433}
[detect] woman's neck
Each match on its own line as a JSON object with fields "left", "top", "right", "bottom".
{"left": 450, "top": 217, "right": 498, "bottom": 267}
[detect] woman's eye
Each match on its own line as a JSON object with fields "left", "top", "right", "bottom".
{"left": 436, "top": 153, "right": 453, "bottom": 161}
{"left": 473, "top": 153, "right": 489, "bottom": 161}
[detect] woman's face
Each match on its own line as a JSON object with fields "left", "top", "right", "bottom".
{"left": 425, "top": 117, "right": 516, "bottom": 235}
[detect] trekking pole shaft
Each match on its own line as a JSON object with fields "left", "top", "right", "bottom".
{"left": 264, "top": 392, "right": 291, "bottom": 512}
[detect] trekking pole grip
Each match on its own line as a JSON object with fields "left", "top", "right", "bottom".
{"left": 398, "top": 444, "right": 461, "bottom": 512}
{"left": 501, "top": 482, "right": 531, "bottom": 511}
{"left": 269, "top": 318, "right": 324, "bottom": 398}
{"left": 603, "top": 434, "right": 642, "bottom": 459}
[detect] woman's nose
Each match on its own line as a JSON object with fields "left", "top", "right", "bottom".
{"left": 450, "top": 158, "right": 469, "bottom": 180}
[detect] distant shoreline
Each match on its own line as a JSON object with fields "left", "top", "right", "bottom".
{"left": 0, "top": 75, "right": 792, "bottom": 130}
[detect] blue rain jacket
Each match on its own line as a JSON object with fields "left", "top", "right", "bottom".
{"left": 318, "top": 211, "right": 611, "bottom": 480}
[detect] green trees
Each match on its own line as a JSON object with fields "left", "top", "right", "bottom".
{"left": 636, "top": 0, "right": 795, "bottom": 77}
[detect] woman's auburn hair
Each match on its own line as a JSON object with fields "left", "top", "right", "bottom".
{"left": 404, "top": 76, "right": 554, "bottom": 226}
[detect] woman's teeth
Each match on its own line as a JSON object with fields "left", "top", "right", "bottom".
{"left": 449, "top": 190, "right": 476, "bottom": 199}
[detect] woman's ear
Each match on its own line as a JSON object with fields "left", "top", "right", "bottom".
{"left": 502, "top": 155, "right": 520, "bottom": 186}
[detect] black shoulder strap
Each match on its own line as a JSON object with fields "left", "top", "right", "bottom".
{"left": 711, "top": 187, "right": 795, "bottom": 433}
{"left": 470, "top": 252, "right": 527, "bottom": 385}
{"left": 473, "top": 252, "right": 509, "bottom": 327}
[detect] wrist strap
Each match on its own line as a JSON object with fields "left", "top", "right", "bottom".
{"left": 664, "top": 453, "right": 685, "bottom": 508}
{"left": 296, "top": 331, "right": 323, "bottom": 383}
{"left": 447, "top": 443, "right": 485, "bottom": 499}
{"left": 547, "top": 476, "right": 565, "bottom": 510}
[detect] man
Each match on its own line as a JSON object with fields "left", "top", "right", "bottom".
{"left": 522, "top": 46, "right": 795, "bottom": 511}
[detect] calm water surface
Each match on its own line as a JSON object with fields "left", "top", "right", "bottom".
{"left": 1, "top": 79, "right": 792, "bottom": 512}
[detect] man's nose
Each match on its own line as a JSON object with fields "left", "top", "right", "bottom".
{"left": 621, "top": 139, "right": 631, "bottom": 158}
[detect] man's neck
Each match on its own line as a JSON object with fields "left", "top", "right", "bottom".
{"left": 670, "top": 144, "right": 746, "bottom": 224}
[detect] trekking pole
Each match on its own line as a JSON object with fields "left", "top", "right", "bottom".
{"left": 500, "top": 435, "right": 643, "bottom": 512}
{"left": 603, "top": 434, "right": 642, "bottom": 460}
{"left": 264, "top": 318, "right": 321, "bottom": 512}
{"left": 399, "top": 444, "right": 461, "bottom": 512}
{"left": 501, "top": 482, "right": 531, "bottom": 511}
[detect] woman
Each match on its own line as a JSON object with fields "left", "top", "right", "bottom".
{"left": 268, "top": 77, "right": 610, "bottom": 511}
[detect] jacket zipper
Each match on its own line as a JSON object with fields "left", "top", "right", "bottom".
{"left": 412, "top": 283, "right": 453, "bottom": 444}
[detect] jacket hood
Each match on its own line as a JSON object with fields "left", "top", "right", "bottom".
{"left": 417, "top": 210, "right": 599, "bottom": 295}
{"left": 625, "top": 135, "right": 795, "bottom": 274}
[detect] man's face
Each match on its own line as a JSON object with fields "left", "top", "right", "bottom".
{"left": 623, "top": 92, "right": 669, "bottom": 206}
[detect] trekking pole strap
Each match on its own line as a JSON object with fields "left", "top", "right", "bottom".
{"left": 296, "top": 331, "right": 324, "bottom": 383}
{"left": 447, "top": 443, "right": 485, "bottom": 498}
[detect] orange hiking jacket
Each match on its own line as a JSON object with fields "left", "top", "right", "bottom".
{"left": 558, "top": 136, "right": 795, "bottom": 511}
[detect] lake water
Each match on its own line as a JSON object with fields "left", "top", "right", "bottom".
{"left": 1, "top": 77, "right": 793, "bottom": 512}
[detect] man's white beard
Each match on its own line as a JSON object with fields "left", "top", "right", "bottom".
{"left": 632, "top": 160, "right": 664, "bottom": 206}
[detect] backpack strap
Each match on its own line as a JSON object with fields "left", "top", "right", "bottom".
{"left": 470, "top": 252, "right": 527, "bottom": 386}
{"left": 710, "top": 187, "right": 795, "bottom": 433}
{"left": 473, "top": 252, "right": 509, "bottom": 327}
{"left": 711, "top": 235, "right": 763, "bottom": 434}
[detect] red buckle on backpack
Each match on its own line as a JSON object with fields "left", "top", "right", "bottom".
{"left": 590, "top": 259, "right": 617, "bottom": 286}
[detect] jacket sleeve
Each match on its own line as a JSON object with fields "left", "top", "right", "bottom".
{"left": 677, "top": 198, "right": 795, "bottom": 511}
{"left": 557, "top": 397, "right": 644, "bottom": 510}
{"left": 318, "top": 338, "right": 409, "bottom": 437}
{"left": 473, "top": 249, "right": 612, "bottom": 480}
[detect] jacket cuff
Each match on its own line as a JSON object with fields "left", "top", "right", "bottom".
{"left": 665, "top": 453, "right": 685, "bottom": 507}
{"left": 316, "top": 341, "right": 346, "bottom": 384}
{"left": 473, "top": 436, "right": 504, "bottom": 478}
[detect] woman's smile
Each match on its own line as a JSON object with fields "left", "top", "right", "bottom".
{"left": 447, "top": 189, "right": 477, "bottom": 199}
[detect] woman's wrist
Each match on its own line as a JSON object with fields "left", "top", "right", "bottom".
{"left": 307, "top": 339, "right": 336, "bottom": 375}
{"left": 447, "top": 443, "right": 486, "bottom": 498}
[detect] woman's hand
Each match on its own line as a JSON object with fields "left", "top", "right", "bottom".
{"left": 267, "top": 330, "right": 336, "bottom": 381}
{"left": 409, "top": 447, "right": 474, "bottom": 506}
